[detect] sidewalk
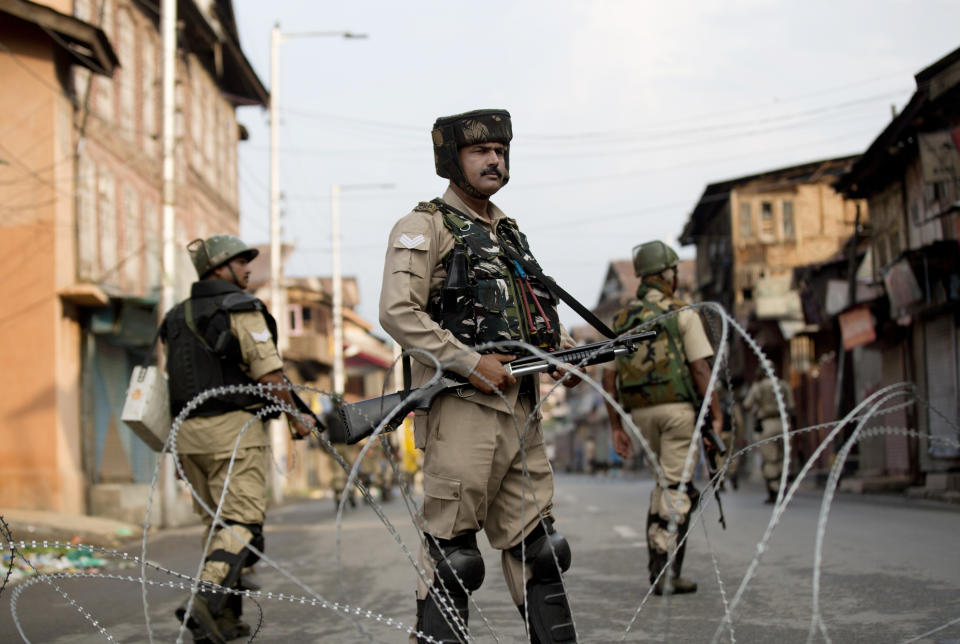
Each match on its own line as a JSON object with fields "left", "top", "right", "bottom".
{"left": 0, "top": 508, "right": 143, "bottom": 549}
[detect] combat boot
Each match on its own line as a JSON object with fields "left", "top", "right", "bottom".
{"left": 653, "top": 575, "right": 698, "bottom": 595}
{"left": 217, "top": 607, "right": 251, "bottom": 641}
{"left": 175, "top": 594, "right": 226, "bottom": 644}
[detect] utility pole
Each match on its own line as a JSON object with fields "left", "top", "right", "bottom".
{"left": 159, "top": 0, "right": 178, "bottom": 528}
{"left": 269, "top": 23, "right": 284, "bottom": 353}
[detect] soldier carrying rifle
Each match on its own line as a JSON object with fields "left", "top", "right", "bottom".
{"left": 379, "top": 109, "right": 581, "bottom": 643}
{"left": 602, "top": 240, "right": 724, "bottom": 596}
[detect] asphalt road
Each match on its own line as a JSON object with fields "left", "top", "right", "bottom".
{"left": 2, "top": 473, "right": 959, "bottom": 643}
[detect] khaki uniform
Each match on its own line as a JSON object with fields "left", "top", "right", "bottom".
{"left": 609, "top": 289, "right": 713, "bottom": 572}
{"left": 743, "top": 378, "right": 795, "bottom": 496}
{"left": 379, "top": 187, "right": 558, "bottom": 604}
{"left": 176, "top": 310, "right": 282, "bottom": 584}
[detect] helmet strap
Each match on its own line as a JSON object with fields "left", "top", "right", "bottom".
{"left": 452, "top": 174, "right": 487, "bottom": 200}
{"left": 226, "top": 263, "right": 244, "bottom": 289}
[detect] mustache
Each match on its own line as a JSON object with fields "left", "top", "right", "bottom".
{"left": 481, "top": 166, "right": 503, "bottom": 178}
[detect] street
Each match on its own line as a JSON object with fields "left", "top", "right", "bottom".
{"left": 2, "top": 473, "right": 959, "bottom": 643}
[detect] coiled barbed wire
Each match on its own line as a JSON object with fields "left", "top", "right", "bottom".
{"left": 4, "top": 298, "right": 958, "bottom": 643}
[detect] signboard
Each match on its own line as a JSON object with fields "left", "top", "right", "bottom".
{"left": 883, "top": 258, "right": 923, "bottom": 317}
{"left": 838, "top": 305, "right": 876, "bottom": 351}
{"left": 918, "top": 129, "right": 960, "bottom": 184}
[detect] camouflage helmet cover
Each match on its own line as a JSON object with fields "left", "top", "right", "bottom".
{"left": 632, "top": 240, "right": 679, "bottom": 277}
{"left": 432, "top": 109, "right": 512, "bottom": 197}
{"left": 187, "top": 235, "right": 259, "bottom": 278}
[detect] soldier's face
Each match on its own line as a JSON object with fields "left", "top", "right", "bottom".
{"left": 213, "top": 257, "right": 251, "bottom": 289}
{"left": 459, "top": 142, "right": 507, "bottom": 196}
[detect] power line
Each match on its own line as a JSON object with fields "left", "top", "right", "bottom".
{"left": 276, "top": 73, "right": 916, "bottom": 145}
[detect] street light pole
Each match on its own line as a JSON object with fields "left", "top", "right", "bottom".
{"left": 267, "top": 26, "right": 367, "bottom": 502}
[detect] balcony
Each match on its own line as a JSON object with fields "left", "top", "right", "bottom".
{"left": 286, "top": 333, "right": 333, "bottom": 365}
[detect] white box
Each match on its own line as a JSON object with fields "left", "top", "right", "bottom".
{"left": 121, "top": 366, "right": 171, "bottom": 452}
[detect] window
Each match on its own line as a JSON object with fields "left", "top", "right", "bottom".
{"left": 346, "top": 375, "right": 365, "bottom": 397}
{"left": 144, "top": 201, "right": 159, "bottom": 292}
{"left": 739, "top": 202, "right": 752, "bottom": 239}
{"left": 760, "top": 201, "right": 774, "bottom": 238}
{"left": 122, "top": 184, "right": 140, "bottom": 289}
{"left": 782, "top": 200, "right": 795, "bottom": 239}
{"left": 77, "top": 154, "right": 97, "bottom": 279}
{"left": 98, "top": 169, "right": 116, "bottom": 282}
{"left": 288, "top": 304, "right": 304, "bottom": 337}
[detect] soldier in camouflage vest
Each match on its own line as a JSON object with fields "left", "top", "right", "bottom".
{"left": 379, "top": 109, "right": 579, "bottom": 643}
{"left": 602, "top": 241, "right": 724, "bottom": 596}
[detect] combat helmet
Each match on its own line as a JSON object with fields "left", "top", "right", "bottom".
{"left": 187, "top": 235, "right": 259, "bottom": 278}
{"left": 432, "top": 109, "right": 512, "bottom": 198}
{"left": 632, "top": 240, "right": 679, "bottom": 277}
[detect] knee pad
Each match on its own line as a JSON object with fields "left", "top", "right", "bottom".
{"left": 225, "top": 520, "right": 264, "bottom": 567}
{"left": 509, "top": 518, "right": 571, "bottom": 583}
{"left": 428, "top": 532, "right": 485, "bottom": 594}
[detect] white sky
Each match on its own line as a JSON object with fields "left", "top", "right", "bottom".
{"left": 232, "top": 0, "right": 959, "bottom": 336}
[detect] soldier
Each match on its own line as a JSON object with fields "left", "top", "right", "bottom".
{"left": 602, "top": 241, "right": 723, "bottom": 596}
{"left": 162, "top": 235, "right": 314, "bottom": 643}
{"left": 379, "top": 109, "right": 579, "bottom": 643}
{"left": 743, "top": 373, "right": 796, "bottom": 503}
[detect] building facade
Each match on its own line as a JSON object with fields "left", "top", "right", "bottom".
{"left": 832, "top": 46, "right": 960, "bottom": 494}
{"left": 0, "top": 0, "right": 266, "bottom": 517}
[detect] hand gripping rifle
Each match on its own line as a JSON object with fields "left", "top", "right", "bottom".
{"left": 337, "top": 331, "right": 654, "bottom": 445}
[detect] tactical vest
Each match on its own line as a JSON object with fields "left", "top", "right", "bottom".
{"left": 161, "top": 280, "right": 281, "bottom": 419}
{"left": 612, "top": 290, "right": 699, "bottom": 409}
{"left": 423, "top": 200, "right": 561, "bottom": 353}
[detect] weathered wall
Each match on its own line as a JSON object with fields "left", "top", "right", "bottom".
{"left": 0, "top": 20, "right": 82, "bottom": 512}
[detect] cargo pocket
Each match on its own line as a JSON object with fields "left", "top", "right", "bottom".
{"left": 422, "top": 471, "right": 462, "bottom": 537}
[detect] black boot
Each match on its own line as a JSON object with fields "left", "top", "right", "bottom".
{"left": 175, "top": 593, "right": 227, "bottom": 644}
{"left": 417, "top": 592, "right": 469, "bottom": 643}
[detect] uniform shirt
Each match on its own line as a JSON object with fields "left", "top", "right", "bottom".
{"left": 743, "top": 377, "right": 795, "bottom": 420}
{"left": 177, "top": 310, "right": 284, "bottom": 456}
{"left": 379, "top": 187, "right": 571, "bottom": 415}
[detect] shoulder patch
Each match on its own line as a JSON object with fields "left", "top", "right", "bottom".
{"left": 413, "top": 201, "right": 439, "bottom": 214}
{"left": 250, "top": 329, "right": 272, "bottom": 343}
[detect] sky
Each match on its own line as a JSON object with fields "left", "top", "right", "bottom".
{"left": 231, "top": 0, "right": 960, "bottom": 338}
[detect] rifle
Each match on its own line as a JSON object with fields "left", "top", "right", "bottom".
{"left": 701, "top": 412, "right": 727, "bottom": 529}
{"left": 338, "top": 331, "right": 654, "bottom": 445}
